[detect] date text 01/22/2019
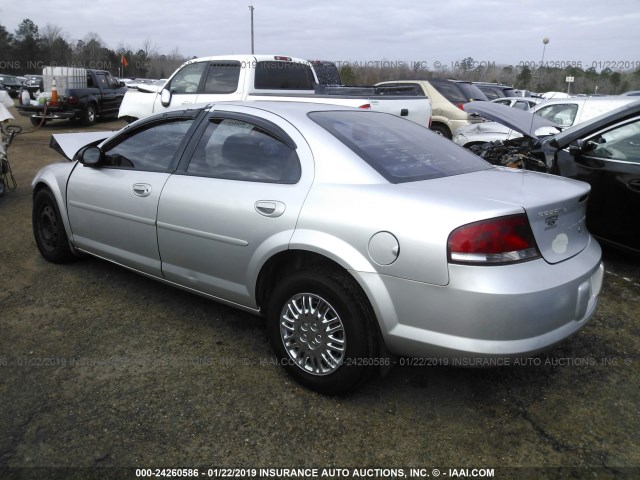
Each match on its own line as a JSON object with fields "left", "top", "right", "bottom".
{"left": 518, "top": 60, "right": 640, "bottom": 70}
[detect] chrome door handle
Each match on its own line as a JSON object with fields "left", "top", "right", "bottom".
{"left": 255, "top": 201, "right": 285, "bottom": 217}
{"left": 132, "top": 183, "right": 151, "bottom": 197}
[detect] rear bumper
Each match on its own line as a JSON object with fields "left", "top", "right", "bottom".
{"left": 16, "top": 106, "right": 76, "bottom": 120}
{"left": 354, "top": 237, "right": 603, "bottom": 359}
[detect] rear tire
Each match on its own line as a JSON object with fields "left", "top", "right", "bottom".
{"left": 30, "top": 117, "right": 46, "bottom": 127}
{"left": 267, "top": 267, "right": 378, "bottom": 395}
{"left": 33, "top": 189, "right": 75, "bottom": 263}
{"left": 430, "top": 124, "right": 451, "bottom": 139}
{"left": 81, "top": 104, "right": 97, "bottom": 126}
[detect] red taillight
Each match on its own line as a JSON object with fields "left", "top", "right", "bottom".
{"left": 429, "top": 116, "right": 432, "bottom": 128}
{"left": 359, "top": 104, "right": 371, "bottom": 109}
{"left": 448, "top": 215, "right": 540, "bottom": 265}
{"left": 457, "top": 103, "right": 465, "bottom": 110}
{"left": 274, "top": 56, "right": 292, "bottom": 61}
{"left": 67, "top": 96, "right": 78, "bottom": 105}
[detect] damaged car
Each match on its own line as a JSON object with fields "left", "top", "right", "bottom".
{"left": 464, "top": 99, "right": 640, "bottom": 254}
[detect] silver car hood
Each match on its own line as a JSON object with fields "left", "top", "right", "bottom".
{"left": 463, "top": 101, "right": 560, "bottom": 139}
{"left": 50, "top": 131, "right": 114, "bottom": 160}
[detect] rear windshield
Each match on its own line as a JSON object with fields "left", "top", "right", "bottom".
{"left": 309, "top": 111, "right": 491, "bottom": 183}
{"left": 254, "top": 61, "right": 316, "bottom": 90}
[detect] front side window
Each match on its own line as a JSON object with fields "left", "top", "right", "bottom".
{"left": 168, "top": 62, "right": 207, "bottom": 94}
{"left": 586, "top": 118, "right": 640, "bottom": 163}
{"left": 536, "top": 103, "right": 578, "bottom": 127}
{"left": 102, "top": 119, "right": 194, "bottom": 171}
{"left": 187, "top": 118, "right": 301, "bottom": 183}
{"left": 309, "top": 111, "right": 490, "bottom": 183}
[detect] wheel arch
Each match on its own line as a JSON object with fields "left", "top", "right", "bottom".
{"left": 32, "top": 165, "right": 78, "bottom": 254}
{"left": 430, "top": 121, "right": 452, "bottom": 138}
{"left": 255, "top": 247, "right": 391, "bottom": 358}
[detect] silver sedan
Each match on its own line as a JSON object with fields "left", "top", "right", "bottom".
{"left": 32, "top": 101, "right": 603, "bottom": 394}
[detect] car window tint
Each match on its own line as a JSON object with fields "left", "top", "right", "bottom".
{"left": 103, "top": 119, "right": 194, "bottom": 171}
{"left": 168, "top": 62, "right": 206, "bottom": 94}
{"left": 587, "top": 118, "right": 640, "bottom": 163}
{"left": 310, "top": 111, "right": 491, "bottom": 183}
{"left": 187, "top": 118, "right": 301, "bottom": 183}
{"left": 430, "top": 82, "right": 467, "bottom": 104}
{"left": 535, "top": 104, "right": 578, "bottom": 127}
{"left": 96, "top": 74, "right": 108, "bottom": 89}
{"left": 202, "top": 62, "right": 241, "bottom": 94}
{"left": 514, "top": 101, "right": 530, "bottom": 110}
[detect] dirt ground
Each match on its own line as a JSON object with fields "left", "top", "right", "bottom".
{"left": 0, "top": 103, "right": 639, "bottom": 480}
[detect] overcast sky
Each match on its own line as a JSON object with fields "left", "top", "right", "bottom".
{"left": 2, "top": 0, "right": 639, "bottom": 70}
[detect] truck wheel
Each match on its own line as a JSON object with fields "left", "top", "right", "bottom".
{"left": 30, "top": 117, "right": 46, "bottom": 127}
{"left": 430, "top": 124, "right": 452, "bottom": 139}
{"left": 33, "top": 188, "right": 75, "bottom": 263}
{"left": 267, "top": 267, "right": 378, "bottom": 395}
{"left": 82, "top": 105, "right": 97, "bottom": 126}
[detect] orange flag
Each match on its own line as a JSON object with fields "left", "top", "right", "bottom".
{"left": 120, "top": 55, "right": 129, "bottom": 67}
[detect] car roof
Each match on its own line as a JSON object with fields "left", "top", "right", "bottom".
{"left": 551, "top": 99, "right": 640, "bottom": 147}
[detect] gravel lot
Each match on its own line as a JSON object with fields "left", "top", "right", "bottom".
{"left": 0, "top": 105, "right": 639, "bottom": 480}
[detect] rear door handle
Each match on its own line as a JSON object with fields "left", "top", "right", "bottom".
{"left": 255, "top": 201, "right": 285, "bottom": 217}
{"left": 132, "top": 183, "right": 151, "bottom": 197}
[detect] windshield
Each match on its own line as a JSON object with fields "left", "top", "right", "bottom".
{"left": 309, "top": 111, "right": 491, "bottom": 183}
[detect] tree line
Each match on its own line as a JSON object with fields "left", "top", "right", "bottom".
{"left": 2, "top": 19, "right": 639, "bottom": 95}
{"left": 0, "top": 19, "right": 187, "bottom": 79}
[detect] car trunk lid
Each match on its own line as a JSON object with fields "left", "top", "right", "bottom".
{"left": 404, "top": 168, "right": 592, "bottom": 264}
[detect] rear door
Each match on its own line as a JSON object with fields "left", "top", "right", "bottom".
{"left": 66, "top": 111, "right": 199, "bottom": 275}
{"left": 156, "top": 106, "right": 314, "bottom": 308}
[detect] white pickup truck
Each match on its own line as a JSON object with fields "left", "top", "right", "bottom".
{"left": 118, "top": 55, "right": 431, "bottom": 126}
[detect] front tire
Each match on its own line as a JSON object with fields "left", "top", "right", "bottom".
{"left": 267, "top": 267, "right": 378, "bottom": 395}
{"left": 33, "top": 189, "right": 75, "bottom": 263}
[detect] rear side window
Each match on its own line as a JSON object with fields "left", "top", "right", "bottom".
{"left": 430, "top": 81, "right": 467, "bottom": 104}
{"left": 309, "top": 111, "right": 490, "bottom": 183}
{"left": 254, "top": 61, "right": 316, "bottom": 90}
{"left": 187, "top": 118, "right": 301, "bottom": 183}
{"left": 202, "top": 62, "right": 241, "bottom": 94}
{"left": 456, "top": 83, "right": 488, "bottom": 101}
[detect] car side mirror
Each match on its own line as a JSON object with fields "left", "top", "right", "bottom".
{"left": 569, "top": 139, "right": 598, "bottom": 156}
{"left": 119, "top": 81, "right": 126, "bottom": 88}
{"left": 78, "top": 146, "right": 103, "bottom": 166}
{"left": 160, "top": 88, "right": 172, "bottom": 107}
